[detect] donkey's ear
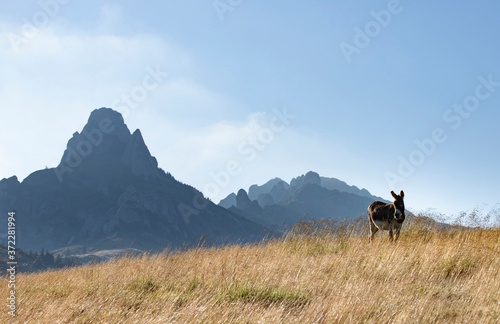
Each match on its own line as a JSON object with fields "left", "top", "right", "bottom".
{"left": 400, "top": 190, "right": 404, "bottom": 198}
{"left": 391, "top": 191, "right": 398, "bottom": 199}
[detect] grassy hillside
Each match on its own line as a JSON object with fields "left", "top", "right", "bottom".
{"left": 2, "top": 216, "right": 499, "bottom": 323}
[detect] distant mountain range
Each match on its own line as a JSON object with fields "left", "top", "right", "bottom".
{"left": 0, "top": 108, "right": 389, "bottom": 260}
{"left": 0, "top": 108, "right": 267, "bottom": 256}
{"left": 219, "top": 171, "right": 388, "bottom": 228}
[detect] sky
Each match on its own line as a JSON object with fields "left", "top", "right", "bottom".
{"left": 0, "top": 0, "right": 499, "bottom": 222}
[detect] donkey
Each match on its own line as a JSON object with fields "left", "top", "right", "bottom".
{"left": 367, "top": 190, "right": 405, "bottom": 242}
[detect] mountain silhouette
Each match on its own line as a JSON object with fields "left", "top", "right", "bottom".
{"left": 220, "top": 171, "right": 388, "bottom": 227}
{"left": 0, "top": 108, "right": 267, "bottom": 255}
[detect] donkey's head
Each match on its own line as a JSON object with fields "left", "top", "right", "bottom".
{"left": 391, "top": 190, "right": 405, "bottom": 221}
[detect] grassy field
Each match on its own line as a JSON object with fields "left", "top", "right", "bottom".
{"left": 2, "top": 216, "right": 499, "bottom": 323}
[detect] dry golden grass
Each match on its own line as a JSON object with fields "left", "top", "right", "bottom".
{"left": 2, "top": 216, "right": 499, "bottom": 323}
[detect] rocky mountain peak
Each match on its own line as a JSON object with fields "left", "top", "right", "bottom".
{"left": 248, "top": 177, "right": 288, "bottom": 201}
{"left": 122, "top": 129, "right": 161, "bottom": 179}
{"left": 290, "top": 171, "right": 321, "bottom": 188}
{"left": 85, "top": 107, "right": 129, "bottom": 132}
{"left": 0, "top": 176, "right": 20, "bottom": 187}
{"left": 236, "top": 189, "right": 252, "bottom": 210}
{"left": 55, "top": 108, "right": 160, "bottom": 182}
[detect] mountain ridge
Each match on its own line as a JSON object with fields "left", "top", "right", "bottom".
{"left": 220, "top": 171, "right": 387, "bottom": 209}
{"left": 219, "top": 171, "right": 388, "bottom": 228}
{"left": 0, "top": 108, "right": 269, "bottom": 256}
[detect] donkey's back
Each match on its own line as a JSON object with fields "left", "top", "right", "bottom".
{"left": 367, "top": 201, "right": 392, "bottom": 221}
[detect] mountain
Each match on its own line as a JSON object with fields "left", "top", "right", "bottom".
{"left": 219, "top": 192, "right": 237, "bottom": 209}
{"left": 219, "top": 171, "right": 387, "bottom": 227}
{"left": 320, "top": 177, "right": 374, "bottom": 199}
{"left": 248, "top": 178, "right": 290, "bottom": 201}
{"left": 0, "top": 108, "right": 268, "bottom": 255}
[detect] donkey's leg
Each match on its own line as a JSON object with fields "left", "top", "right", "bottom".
{"left": 388, "top": 226, "right": 394, "bottom": 242}
{"left": 394, "top": 226, "right": 401, "bottom": 241}
{"left": 369, "top": 219, "right": 378, "bottom": 242}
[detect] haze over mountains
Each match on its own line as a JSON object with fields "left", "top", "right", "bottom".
{"left": 0, "top": 108, "right": 384, "bottom": 258}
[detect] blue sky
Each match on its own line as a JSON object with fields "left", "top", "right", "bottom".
{"left": 1, "top": 0, "right": 499, "bottom": 221}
